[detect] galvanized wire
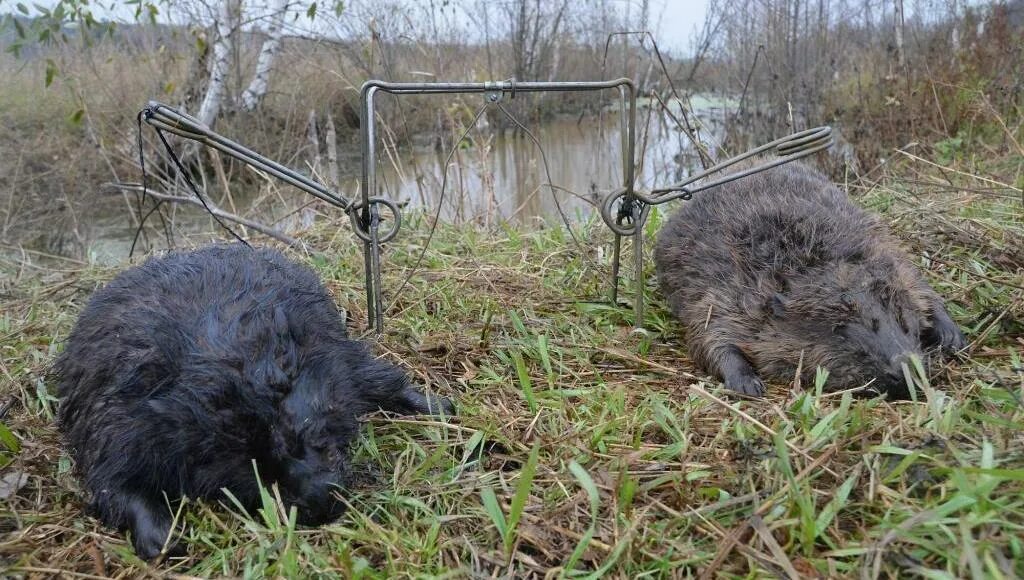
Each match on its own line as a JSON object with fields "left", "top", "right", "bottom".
{"left": 142, "top": 102, "right": 403, "bottom": 245}
{"left": 144, "top": 103, "right": 352, "bottom": 210}
{"left": 494, "top": 101, "right": 584, "bottom": 250}
{"left": 387, "top": 103, "right": 492, "bottom": 309}
{"left": 137, "top": 109, "right": 252, "bottom": 252}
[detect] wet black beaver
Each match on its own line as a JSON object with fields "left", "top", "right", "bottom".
{"left": 55, "top": 244, "right": 453, "bottom": 559}
{"left": 654, "top": 162, "right": 966, "bottom": 397}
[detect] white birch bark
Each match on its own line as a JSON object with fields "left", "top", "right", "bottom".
{"left": 325, "top": 113, "right": 340, "bottom": 191}
{"left": 948, "top": 0, "right": 961, "bottom": 53}
{"left": 197, "top": 0, "right": 241, "bottom": 127}
{"left": 241, "top": 0, "right": 290, "bottom": 111}
{"left": 893, "top": 0, "right": 905, "bottom": 68}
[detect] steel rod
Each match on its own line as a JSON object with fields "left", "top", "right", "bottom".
{"left": 359, "top": 78, "right": 638, "bottom": 333}
{"left": 360, "top": 79, "right": 635, "bottom": 94}
{"left": 144, "top": 102, "right": 352, "bottom": 210}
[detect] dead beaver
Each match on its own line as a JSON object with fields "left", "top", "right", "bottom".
{"left": 654, "top": 161, "right": 966, "bottom": 397}
{"left": 55, "top": 244, "right": 454, "bottom": 559}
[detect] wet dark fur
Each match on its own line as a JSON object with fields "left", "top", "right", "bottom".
{"left": 654, "top": 162, "right": 966, "bottom": 397}
{"left": 55, "top": 244, "right": 453, "bottom": 559}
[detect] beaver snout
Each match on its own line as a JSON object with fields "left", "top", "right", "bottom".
{"left": 286, "top": 473, "right": 346, "bottom": 525}
{"left": 873, "top": 352, "right": 922, "bottom": 398}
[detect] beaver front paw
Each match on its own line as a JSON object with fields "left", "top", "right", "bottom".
{"left": 724, "top": 372, "right": 766, "bottom": 397}
{"left": 926, "top": 308, "right": 967, "bottom": 356}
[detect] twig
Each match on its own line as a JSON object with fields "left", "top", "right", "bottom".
{"left": 104, "top": 183, "right": 307, "bottom": 250}
{"left": 750, "top": 515, "right": 801, "bottom": 580}
{"left": 7, "top": 568, "right": 110, "bottom": 580}
{"left": 894, "top": 150, "right": 1022, "bottom": 193}
{"left": 597, "top": 346, "right": 701, "bottom": 380}
{"left": 700, "top": 446, "right": 840, "bottom": 578}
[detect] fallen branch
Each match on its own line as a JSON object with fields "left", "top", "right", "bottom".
{"left": 104, "top": 183, "right": 307, "bottom": 251}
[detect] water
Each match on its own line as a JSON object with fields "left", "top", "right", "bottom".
{"left": 370, "top": 103, "right": 728, "bottom": 225}
{"left": 89, "top": 96, "right": 731, "bottom": 263}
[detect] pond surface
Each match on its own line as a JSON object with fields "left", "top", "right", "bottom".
{"left": 369, "top": 101, "right": 728, "bottom": 224}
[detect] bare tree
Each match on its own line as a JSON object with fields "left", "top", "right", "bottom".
{"left": 506, "top": 0, "right": 571, "bottom": 81}
{"left": 685, "top": 0, "right": 727, "bottom": 84}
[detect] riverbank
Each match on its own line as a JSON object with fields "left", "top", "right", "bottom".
{"left": 2, "top": 157, "right": 1022, "bottom": 577}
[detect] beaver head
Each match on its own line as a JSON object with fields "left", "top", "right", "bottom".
{"left": 746, "top": 259, "right": 934, "bottom": 396}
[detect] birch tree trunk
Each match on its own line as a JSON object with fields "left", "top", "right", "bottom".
{"left": 240, "top": 0, "right": 289, "bottom": 111}
{"left": 301, "top": 110, "right": 321, "bottom": 230}
{"left": 893, "top": 0, "right": 905, "bottom": 69}
{"left": 948, "top": 0, "right": 961, "bottom": 54}
{"left": 197, "top": 0, "right": 241, "bottom": 127}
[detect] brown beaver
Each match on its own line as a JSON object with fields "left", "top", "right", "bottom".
{"left": 653, "top": 162, "right": 966, "bottom": 397}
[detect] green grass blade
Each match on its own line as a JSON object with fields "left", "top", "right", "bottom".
{"left": 815, "top": 468, "right": 859, "bottom": 538}
{"left": 562, "top": 461, "right": 600, "bottom": 575}
{"left": 480, "top": 487, "right": 507, "bottom": 542}
{"left": 512, "top": 350, "right": 538, "bottom": 413}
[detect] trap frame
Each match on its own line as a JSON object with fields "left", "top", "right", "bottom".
{"left": 141, "top": 77, "right": 832, "bottom": 334}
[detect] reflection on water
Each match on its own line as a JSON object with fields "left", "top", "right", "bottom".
{"left": 371, "top": 106, "right": 726, "bottom": 224}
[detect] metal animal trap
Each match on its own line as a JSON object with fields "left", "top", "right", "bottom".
{"left": 141, "top": 77, "right": 831, "bottom": 334}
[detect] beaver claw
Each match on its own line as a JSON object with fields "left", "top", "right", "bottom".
{"left": 126, "top": 495, "right": 184, "bottom": 561}
{"left": 724, "top": 372, "right": 766, "bottom": 397}
{"left": 718, "top": 347, "right": 766, "bottom": 397}
{"left": 926, "top": 308, "right": 967, "bottom": 356}
{"left": 396, "top": 387, "right": 456, "bottom": 417}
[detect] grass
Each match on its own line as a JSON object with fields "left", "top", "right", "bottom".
{"left": 1, "top": 158, "right": 1023, "bottom": 578}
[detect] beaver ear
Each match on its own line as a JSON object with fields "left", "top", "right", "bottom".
{"left": 765, "top": 293, "right": 787, "bottom": 318}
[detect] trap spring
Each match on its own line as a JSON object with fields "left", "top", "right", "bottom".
{"left": 142, "top": 102, "right": 403, "bottom": 245}
{"left": 141, "top": 79, "right": 831, "bottom": 334}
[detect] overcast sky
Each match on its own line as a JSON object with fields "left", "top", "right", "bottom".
{"left": 656, "top": 0, "right": 712, "bottom": 53}
{"left": 22, "top": 0, "right": 713, "bottom": 56}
